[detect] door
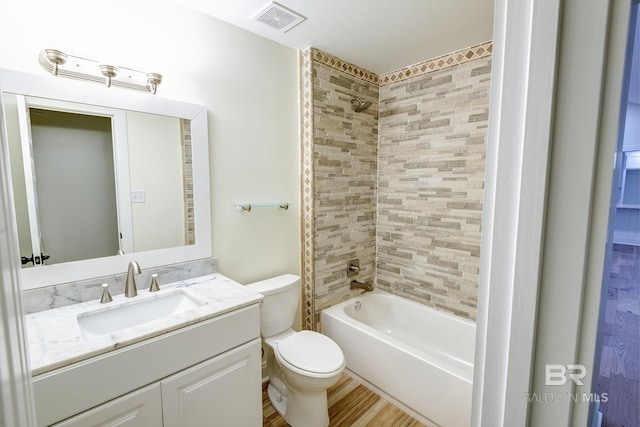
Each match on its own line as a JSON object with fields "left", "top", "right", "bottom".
{"left": 30, "top": 107, "right": 119, "bottom": 264}
{"left": 15, "top": 94, "right": 44, "bottom": 264}
{"left": 14, "top": 96, "right": 134, "bottom": 265}
{"left": 473, "top": 0, "right": 639, "bottom": 425}
{"left": 593, "top": 5, "right": 640, "bottom": 426}
{"left": 0, "top": 80, "right": 37, "bottom": 427}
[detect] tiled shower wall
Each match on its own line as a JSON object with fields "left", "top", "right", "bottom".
{"left": 377, "top": 58, "right": 491, "bottom": 320}
{"left": 310, "top": 50, "right": 379, "bottom": 327}
{"left": 301, "top": 43, "right": 492, "bottom": 329}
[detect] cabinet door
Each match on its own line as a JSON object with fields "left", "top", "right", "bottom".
{"left": 51, "top": 383, "right": 162, "bottom": 427}
{"left": 161, "top": 338, "right": 262, "bottom": 427}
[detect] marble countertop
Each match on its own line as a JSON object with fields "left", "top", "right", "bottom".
{"left": 26, "top": 273, "right": 262, "bottom": 376}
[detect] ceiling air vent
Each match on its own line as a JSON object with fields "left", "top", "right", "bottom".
{"left": 252, "top": 2, "right": 306, "bottom": 33}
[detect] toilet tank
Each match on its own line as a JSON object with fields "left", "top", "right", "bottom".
{"left": 245, "top": 274, "right": 300, "bottom": 337}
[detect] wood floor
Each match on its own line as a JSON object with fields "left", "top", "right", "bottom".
{"left": 262, "top": 373, "right": 426, "bottom": 427}
{"left": 598, "top": 244, "right": 640, "bottom": 427}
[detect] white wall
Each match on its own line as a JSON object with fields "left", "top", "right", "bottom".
{"left": 126, "top": 111, "right": 185, "bottom": 252}
{"left": 0, "top": 0, "right": 301, "bottom": 284}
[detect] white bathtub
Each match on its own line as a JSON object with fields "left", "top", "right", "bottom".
{"left": 322, "top": 291, "right": 476, "bottom": 427}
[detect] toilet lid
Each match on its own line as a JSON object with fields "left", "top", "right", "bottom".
{"left": 277, "top": 331, "right": 344, "bottom": 374}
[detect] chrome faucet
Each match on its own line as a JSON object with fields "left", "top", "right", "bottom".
{"left": 350, "top": 279, "right": 374, "bottom": 293}
{"left": 125, "top": 261, "right": 141, "bottom": 298}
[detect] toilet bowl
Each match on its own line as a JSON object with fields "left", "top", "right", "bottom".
{"left": 246, "top": 275, "right": 345, "bottom": 427}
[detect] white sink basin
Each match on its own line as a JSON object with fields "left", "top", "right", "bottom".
{"left": 77, "top": 290, "right": 204, "bottom": 339}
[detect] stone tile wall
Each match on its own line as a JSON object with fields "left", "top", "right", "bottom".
{"left": 301, "top": 45, "right": 491, "bottom": 329}
{"left": 377, "top": 58, "right": 491, "bottom": 319}
{"left": 311, "top": 57, "right": 379, "bottom": 329}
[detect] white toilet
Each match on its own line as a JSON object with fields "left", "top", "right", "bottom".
{"left": 246, "top": 274, "right": 345, "bottom": 427}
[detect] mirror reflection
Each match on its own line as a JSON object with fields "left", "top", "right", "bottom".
{"left": 3, "top": 93, "right": 195, "bottom": 267}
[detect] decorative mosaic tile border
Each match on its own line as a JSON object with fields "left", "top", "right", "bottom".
{"left": 311, "top": 48, "right": 380, "bottom": 86}
{"left": 380, "top": 41, "right": 493, "bottom": 86}
{"left": 310, "top": 41, "right": 492, "bottom": 87}
{"left": 300, "top": 48, "right": 315, "bottom": 331}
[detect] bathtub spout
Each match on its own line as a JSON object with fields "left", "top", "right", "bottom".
{"left": 350, "top": 280, "right": 374, "bottom": 293}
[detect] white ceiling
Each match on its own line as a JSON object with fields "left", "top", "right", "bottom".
{"left": 182, "top": 0, "right": 495, "bottom": 75}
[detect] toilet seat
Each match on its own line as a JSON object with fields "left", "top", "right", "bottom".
{"left": 276, "top": 331, "right": 345, "bottom": 377}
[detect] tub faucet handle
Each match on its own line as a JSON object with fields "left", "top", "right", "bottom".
{"left": 347, "top": 259, "right": 360, "bottom": 277}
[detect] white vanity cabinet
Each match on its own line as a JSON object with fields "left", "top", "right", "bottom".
{"left": 50, "top": 340, "right": 261, "bottom": 427}
{"left": 33, "top": 304, "right": 262, "bottom": 427}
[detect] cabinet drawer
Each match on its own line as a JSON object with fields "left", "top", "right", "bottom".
{"left": 51, "top": 384, "right": 162, "bottom": 427}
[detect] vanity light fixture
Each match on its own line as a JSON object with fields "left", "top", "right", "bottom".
{"left": 38, "top": 49, "right": 162, "bottom": 94}
{"left": 44, "top": 49, "right": 67, "bottom": 76}
{"left": 146, "top": 73, "right": 162, "bottom": 95}
{"left": 99, "top": 64, "right": 118, "bottom": 87}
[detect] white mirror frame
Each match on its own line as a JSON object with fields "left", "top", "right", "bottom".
{"left": 0, "top": 68, "right": 211, "bottom": 290}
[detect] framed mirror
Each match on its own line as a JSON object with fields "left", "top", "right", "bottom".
{"left": 0, "top": 68, "right": 211, "bottom": 290}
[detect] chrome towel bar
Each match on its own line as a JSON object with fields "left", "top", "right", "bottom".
{"left": 234, "top": 202, "right": 290, "bottom": 212}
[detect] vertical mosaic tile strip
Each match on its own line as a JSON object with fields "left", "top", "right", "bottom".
{"left": 181, "top": 119, "right": 195, "bottom": 245}
{"left": 376, "top": 58, "right": 492, "bottom": 320}
{"left": 311, "top": 60, "right": 379, "bottom": 330}
{"left": 379, "top": 41, "right": 493, "bottom": 86}
{"left": 300, "top": 48, "right": 316, "bottom": 331}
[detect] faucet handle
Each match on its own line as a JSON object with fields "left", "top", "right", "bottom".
{"left": 86, "top": 283, "right": 113, "bottom": 304}
{"left": 149, "top": 274, "right": 161, "bottom": 292}
{"left": 347, "top": 259, "right": 360, "bottom": 277}
{"left": 148, "top": 270, "right": 169, "bottom": 292}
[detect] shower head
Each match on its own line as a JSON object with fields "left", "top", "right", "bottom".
{"left": 350, "top": 97, "right": 372, "bottom": 112}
